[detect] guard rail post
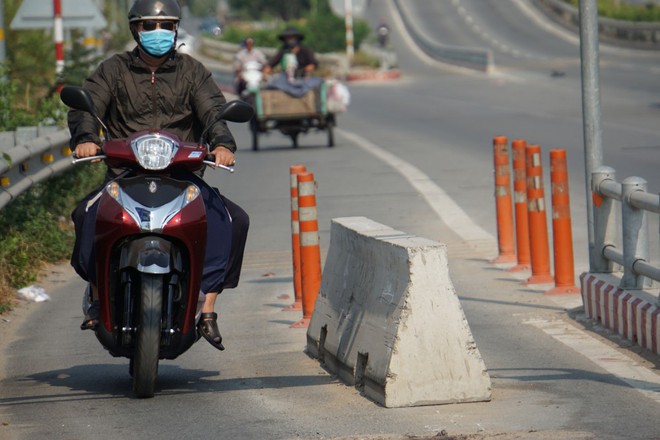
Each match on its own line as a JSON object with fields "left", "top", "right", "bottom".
{"left": 591, "top": 166, "right": 618, "bottom": 273}
{"left": 525, "top": 144, "right": 554, "bottom": 285}
{"left": 490, "top": 136, "right": 516, "bottom": 264}
{"left": 546, "top": 149, "right": 579, "bottom": 294}
{"left": 284, "top": 164, "right": 307, "bottom": 311}
{"left": 291, "top": 171, "right": 322, "bottom": 328}
{"left": 621, "top": 176, "right": 650, "bottom": 290}
{"left": 509, "top": 139, "right": 531, "bottom": 272}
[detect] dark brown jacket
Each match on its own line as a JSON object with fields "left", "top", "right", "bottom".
{"left": 268, "top": 44, "right": 319, "bottom": 78}
{"left": 68, "top": 48, "right": 236, "bottom": 152}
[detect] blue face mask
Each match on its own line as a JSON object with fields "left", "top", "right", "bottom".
{"left": 139, "top": 29, "right": 176, "bottom": 57}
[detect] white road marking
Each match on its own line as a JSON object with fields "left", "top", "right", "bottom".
{"left": 337, "top": 128, "right": 493, "bottom": 243}
{"left": 525, "top": 317, "right": 660, "bottom": 404}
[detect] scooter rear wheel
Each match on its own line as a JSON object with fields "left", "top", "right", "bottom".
{"left": 132, "top": 273, "right": 163, "bottom": 398}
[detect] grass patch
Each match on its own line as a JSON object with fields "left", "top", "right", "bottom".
{"left": 564, "top": 0, "right": 660, "bottom": 22}
{"left": 0, "top": 163, "right": 105, "bottom": 314}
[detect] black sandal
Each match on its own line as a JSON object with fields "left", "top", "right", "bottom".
{"left": 80, "top": 301, "right": 100, "bottom": 331}
{"left": 198, "top": 312, "right": 225, "bottom": 351}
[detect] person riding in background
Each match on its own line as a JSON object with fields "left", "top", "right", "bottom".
{"left": 263, "top": 26, "right": 318, "bottom": 79}
{"left": 377, "top": 16, "right": 390, "bottom": 48}
{"left": 68, "top": 0, "right": 248, "bottom": 351}
{"left": 233, "top": 36, "right": 267, "bottom": 96}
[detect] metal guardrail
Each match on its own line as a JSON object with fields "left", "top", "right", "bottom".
{"left": 0, "top": 128, "right": 73, "bottom": 210}
{"left": 392, "top": 0, "right": 493, "bottom": 72}
{"left": 592, "top": 166, "right": 660, "bottom": 291}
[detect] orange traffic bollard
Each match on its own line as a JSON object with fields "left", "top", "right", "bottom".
{"left": 525, "top": 144, "right": 554, "bottom": 285}
{"left": 490, "top": 136, "right": 516, "bottom": 264}
{"left": 291, "top": 172, "right": 322, "bottom": 328}
{"left": 546, "top": 149, "right": 580, "bottom": 295}
{"left": 284, "top": 164, "right": 307, "bottom": 311}
{"left": 508, "top": 139, "right": 531, "bottom": 272}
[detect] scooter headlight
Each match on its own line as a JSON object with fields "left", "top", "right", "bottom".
{"left": 131, "top": 134, "right": 178, "bottom": 170}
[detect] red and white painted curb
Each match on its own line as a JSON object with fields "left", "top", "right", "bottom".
{"left": 345, "top": 69, "right": 402, "bottom": 82}
{"left": 580, "top": 272, "right": 659, "bottom": 355}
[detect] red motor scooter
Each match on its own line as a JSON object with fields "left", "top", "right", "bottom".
{"left": 60, "top": 86, "right": 253, "bottom": 398}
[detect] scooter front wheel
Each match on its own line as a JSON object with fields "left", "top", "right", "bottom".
{"left": 132, "top": 273, "right": 163, "bottom": 398}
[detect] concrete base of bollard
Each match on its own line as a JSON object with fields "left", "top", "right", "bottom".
{"left": 306, "top": 217, "right": 492, "bottom": 408}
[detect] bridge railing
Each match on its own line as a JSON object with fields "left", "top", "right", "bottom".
{"left": 0, "top": 127, "right": 73, "bottom": 210}
{"left": 592, "top": 166, "right": 660, "bottom": 293}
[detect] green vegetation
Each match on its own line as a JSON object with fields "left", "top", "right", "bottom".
{"left": 0, "top": 0, "right": 104, "bottom": 313}
{"left": 0, "top": 164, "right": 105, "bottom": 288}
{"left": 564, "top": 0, "right": 660, "bottom": 22}
{"left": 220, "top": 0, "right": 372, "bottom": 60}
{"left": 227, "top": 0, "right": 311, "bottom": 21}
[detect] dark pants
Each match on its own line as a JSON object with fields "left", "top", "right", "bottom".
{"left": 71, "top": 177, "right": 249, "bottom": 294}
{"left": 215, "top": 192, "right": 249, "bottom": 290}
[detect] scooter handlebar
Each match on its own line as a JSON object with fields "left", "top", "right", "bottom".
{"left": 203, "top": 160, "right": 235, "bottom": 173}
{"left": 72, "top": 153, "right": 235, "bottom": 173}
{"left": 72, "top": 154, "right": 107, "bottom": 164}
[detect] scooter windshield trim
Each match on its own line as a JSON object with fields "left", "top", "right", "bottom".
{"left": 112, "top": 186, "right": 191, "bottom": 232}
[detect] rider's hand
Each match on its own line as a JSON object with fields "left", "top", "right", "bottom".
{"left": 74, "top": 142, "right": 102, "bottom": 162}
{"left": 210, "top": 145, "right": 235, "bottom": 167}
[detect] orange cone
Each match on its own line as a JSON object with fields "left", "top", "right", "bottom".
{"left": 508, "top": 139, "right": 531, "bottom": 272}
{"left": 490, "top": 136, "right": 516, "bottom": 264}
{"left": 546, "top": 149, "right": 579, "bottom": 295}
{"left": 283, "top": 164, "right": 307, "bottom": 311}
{"left": 524, "top": 145, "right": 554, "bottom": 285}
{"left": 291, "top": 172, "right": 322, "bottom": 328}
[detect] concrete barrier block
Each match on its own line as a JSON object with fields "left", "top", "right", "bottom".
{"left": 306, "top": 216, "right": 491, "bottom": 407}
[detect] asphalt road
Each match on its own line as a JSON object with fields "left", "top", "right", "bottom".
{"left": 1, "top": 1, "right": 660, "bottom": 439}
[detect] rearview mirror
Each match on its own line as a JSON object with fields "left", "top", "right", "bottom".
{"left": 60, "top": 86, "right": 97, "bottom": 116}
{"left": 219, "top": 100, "right": 255, "bottom": 123}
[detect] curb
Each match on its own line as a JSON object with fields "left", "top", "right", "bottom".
{"left": 345, "top": 69, "right": 402, "bottom": 82}
{"left": 580, "top": 272, "right": 660, "bottom": 355}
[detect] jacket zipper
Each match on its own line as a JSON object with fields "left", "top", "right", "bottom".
{"left": 150, "top": 70, "right": 157, "bottom": 130}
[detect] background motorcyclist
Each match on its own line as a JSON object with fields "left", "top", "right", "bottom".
{"left": 234, "top": 36, "right": 267, "bottom": 96}
{"left": 69, "top": 0, "right": 247, "bottom": 351}
{"left": 262, "top": 26, "right": 318, "bottom": 79}
{"left": 377, "top": 16, "right": 390, "bottom": 48}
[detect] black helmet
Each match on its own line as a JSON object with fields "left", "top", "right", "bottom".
{"left": 278, "top": 25, "right": 304, "bottom": 42}
{"left": 128, "top": 0, "right": 181, "bottom": 23}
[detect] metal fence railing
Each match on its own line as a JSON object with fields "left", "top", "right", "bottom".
{"left": 0, "top": 128, "right": 73, "bottom": 210}
{"left": 592, "top": 166, "right": 660, "bottom": 292}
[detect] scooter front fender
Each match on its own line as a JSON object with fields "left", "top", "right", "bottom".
{"left": 120, "top": 237, "right": 172, "bottom": 274}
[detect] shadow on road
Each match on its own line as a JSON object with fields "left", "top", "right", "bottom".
{"left": 0, "top": 364, "right": 334, "bottom": 403}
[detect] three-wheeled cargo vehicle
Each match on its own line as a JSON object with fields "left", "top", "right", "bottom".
{"left": 245, "top": 82, "right": 336, "bottom": 150}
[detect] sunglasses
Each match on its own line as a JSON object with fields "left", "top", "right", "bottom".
{"left": 139, "top": 20, "right": 177, "bottom": 31}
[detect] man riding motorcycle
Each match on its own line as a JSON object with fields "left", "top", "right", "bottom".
{"left": 234, "top": 36, "right": 267, "bottom": 96}
{"left": 262, "top": 26, "right": 319, "bottom": 79}
{"left": 68, "top": 0, "right": 248, "bottom": 351}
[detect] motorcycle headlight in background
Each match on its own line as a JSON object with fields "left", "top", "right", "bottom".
{"left": 131, "top": 134, "right": 178, "bottom": 170}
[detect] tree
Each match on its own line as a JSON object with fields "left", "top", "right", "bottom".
{"left": 228, "top": 0, "right": 311, "bottom": 20}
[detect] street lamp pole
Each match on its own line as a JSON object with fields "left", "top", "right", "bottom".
{"left": 54, "top": 0, "right": 64, "bottom": 76}
{"left": 344, "top": 0, "right": 354, "bottom": 60}
{"left": 579, "top": 0, "right": 604, "bottom": 271}
{"left": 0, "top": 0, "right": 6, "bottom": 70}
